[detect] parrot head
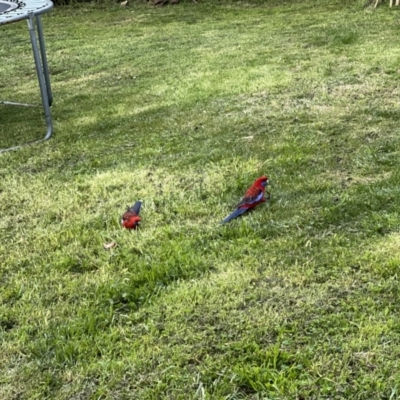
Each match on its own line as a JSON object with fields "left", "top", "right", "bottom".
{"left": 256, "top": 176, "right": 269, "bottom": 188}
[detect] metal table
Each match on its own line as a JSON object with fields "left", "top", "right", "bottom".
{"left": 0, "top": 0, "right": 53, "bottom": 153}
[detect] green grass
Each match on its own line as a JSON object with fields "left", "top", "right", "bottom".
{"left": 2, "top": 0, "right": 400, "bottom": 398}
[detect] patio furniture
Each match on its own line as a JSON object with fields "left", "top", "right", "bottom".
{"left": 0, "top": 0, "right": 54, "bottom": 153}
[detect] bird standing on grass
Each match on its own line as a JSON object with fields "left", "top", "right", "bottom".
{"left": 121, "top": 201, "right": 142, "bottom": 229}
{"left": 220, "top": 176, "right": 269, "bottom": 224}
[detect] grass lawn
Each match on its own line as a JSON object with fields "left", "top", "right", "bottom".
{"left": 2, "top": 0, "right": 400, "bottom": 398}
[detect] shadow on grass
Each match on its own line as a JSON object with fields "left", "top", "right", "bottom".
{"left": 6, "top": 75, "right": 400, "bottom": 379}
{"left": 0, "top": 104, "right": 47, "bottom": 150}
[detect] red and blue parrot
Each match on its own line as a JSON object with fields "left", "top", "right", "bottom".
{"left": 220, "top": 176, "right": 269, "bottom": 224}
{"left": 121, "top": 200, "right": 142, "bottom": 229}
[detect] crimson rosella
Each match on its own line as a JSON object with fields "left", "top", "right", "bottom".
{"left": 121, "top": 200, "right": 142, "bottom": 229}
{"left": 220, "top": 176, "right": 269, "bottom": 224}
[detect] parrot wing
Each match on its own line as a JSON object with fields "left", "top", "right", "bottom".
{"left": 235, "top": 187, "right": 264, "bottom": 209}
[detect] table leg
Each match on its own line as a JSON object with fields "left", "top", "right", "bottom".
{"left": 36, "top": 15, "right": 53, "bottom": 106}
{"left": 0, "top": 13, "right": 53, "bottom": 154}
{"left": 27, "top": 12, "right": 52, "bottom": 141}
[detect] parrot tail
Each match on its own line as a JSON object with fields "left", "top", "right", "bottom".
{"left": 220, "top": 207, "right": 248, "bottom": 224}
{"left": 129, "top": 200, "right": 143, "bottom": 215}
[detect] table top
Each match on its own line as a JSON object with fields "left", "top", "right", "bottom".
{"left": 0, "top": 0, "right": 53, "bottom": 25}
